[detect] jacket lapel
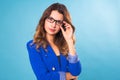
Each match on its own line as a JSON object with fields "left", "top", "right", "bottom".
{"left": 39, "top": 45, "right": 60, "bottom": 71}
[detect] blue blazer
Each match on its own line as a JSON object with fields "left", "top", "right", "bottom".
{"left": 26, "top": 40, "right": 81, "bottom": 80}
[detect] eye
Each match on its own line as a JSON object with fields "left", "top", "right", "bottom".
{"left": 48, "top": 17, "right": 54, "bottom": 22}
{"left": 57, "top": 20, "right": 63, "bottom": 24}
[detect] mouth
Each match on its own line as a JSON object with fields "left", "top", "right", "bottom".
{"left": 49, "top": 28, "right": 56, "bottom": 32}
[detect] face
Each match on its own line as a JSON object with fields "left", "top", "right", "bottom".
{"left": 44, "top": 10, "right": 63, "bottom": 36}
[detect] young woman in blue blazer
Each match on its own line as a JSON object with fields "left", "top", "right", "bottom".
{"left": 27, "top": 3, "right": 81, "bottom": 80}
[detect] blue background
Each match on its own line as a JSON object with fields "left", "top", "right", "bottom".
{"left": 0, "top": 0, "right": 120, "bottom": 80}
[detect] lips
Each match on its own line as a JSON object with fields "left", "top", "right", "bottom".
{"left": 49, "top": 28, "right": 56, "bottom": 32}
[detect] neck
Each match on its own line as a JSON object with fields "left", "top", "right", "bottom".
{"left": 46, "top": 34, "right": 55, "bottom": 44}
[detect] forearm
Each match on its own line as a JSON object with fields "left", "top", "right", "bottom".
{"left": 66, "top": 72, "right": 78, "bottom": 80}
{"left": 66, "top": 39, "right": 81, "bottom": 76}
{"left": 67, "top": 39, "right": 76, "bottom": 56}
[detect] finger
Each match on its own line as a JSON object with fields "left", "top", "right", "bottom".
{"left": 63, "top": 21, "right": 69, "bottom": 27}
{"left": 60, "top": 25, "right": 65, "bottom": 33}
{"left": 63, "top": 21, "right": 68, "bottom": 24}
{"left": 63, "top": 21, "right": 71, "bottom": 27}
{"left": 63, "top": 21, "right": 72, "bottom": 31}
{"left": 71, "top": 76, "right": 77, "bottom": 79}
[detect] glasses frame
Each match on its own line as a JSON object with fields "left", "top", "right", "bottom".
{"left": 46, "top": 16, "right": 63, "bottom": 26}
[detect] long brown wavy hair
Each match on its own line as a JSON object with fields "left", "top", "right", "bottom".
{"left": 33, "top": 3, "right": 75, "bottom": 56}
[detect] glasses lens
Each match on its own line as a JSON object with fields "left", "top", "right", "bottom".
{"left": 56, "top": 21, "right": 63, "bottom": 26}
{"left": 47, "top": 17, "right": 54, "bottom": 23}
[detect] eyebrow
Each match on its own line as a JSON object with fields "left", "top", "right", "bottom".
{"left": 49, "top": 16, "right": 63, "bottom": 21}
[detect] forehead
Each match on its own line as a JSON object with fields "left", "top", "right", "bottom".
{"left": 49, "top": 10, "right": 63, "bottom": 20}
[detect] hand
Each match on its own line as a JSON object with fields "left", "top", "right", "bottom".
{"left": 60, "top": 21, "right": 74, "bottom": 43}
{"left": 60, "top": 21, "right": 76, "bottom": 56}
{"left": 66, "top": 72, "right": 78, "bottom": 80}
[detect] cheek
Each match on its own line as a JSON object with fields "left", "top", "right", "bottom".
{"left": 56, "top": 27, "right": 61, "bottom": 32}
{"left": 44, "top": 21, "right": 49, "bottom": 30}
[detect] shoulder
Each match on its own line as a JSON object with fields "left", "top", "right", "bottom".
{"left": 26, "top": 40, "right": 45, "bottom": 52}
{"left": 26, "top": 40, "right": 33, "bottom": 46}
{"left": 26, "top": 40, "right": 41, "bottom": 55}
{"left": 26, "top": 40, "right": 36, "bottom": 50}
{"left": 26, "top": 40, "right": 33, "bottom": 47}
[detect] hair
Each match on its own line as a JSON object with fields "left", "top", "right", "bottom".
{"left": 33, "top": 3, "right": 75, "bottom": 56}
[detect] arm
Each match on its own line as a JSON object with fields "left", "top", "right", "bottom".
{"left": 67, "top": 53, "right": 81, "bottom": 76}
{"left": 66, "top": 52, "right": 81, "bottom": 80}
{"left": 67, "top": 39, "right": 81, "bottom": 76}
{"left": 26, "top": 41, "right": 66, "bottom": 80}
{"left": 60, "top": 22, "right": 82, "bottom": 78}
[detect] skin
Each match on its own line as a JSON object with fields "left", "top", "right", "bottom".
{"left": 44, "top": 10, "right": 77, "bottom": 80}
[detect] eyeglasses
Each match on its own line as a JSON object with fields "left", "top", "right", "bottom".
{"left": 46, "top": 17, "right": 63, "bottom": 26}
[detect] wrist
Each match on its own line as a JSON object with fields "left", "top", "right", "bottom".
{"left": 66, "top": 39, "right": 76, "bottom": 56}
{"left": 66, "top": 39, "right": 74, "bottom": 45}
{"left": 68, "top": 45, "right": 76, "bottom": 56}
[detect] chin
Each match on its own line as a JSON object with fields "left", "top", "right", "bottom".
{"left": 47, "top": 32, "right": 56, "bottom": 36}
{"left": 47, "top": 30, "right": 59, "bottom": 35}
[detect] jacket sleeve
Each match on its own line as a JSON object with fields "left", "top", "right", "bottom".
{"left": 67, "top": 53, "right": 82, "bottom": 76}
{"left": 26, "top": 41, "right": 60, "bottom": 80}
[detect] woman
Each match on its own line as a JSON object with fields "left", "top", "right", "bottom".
{"left": 26, "top": 3, "right": 81, "bottom": 80}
